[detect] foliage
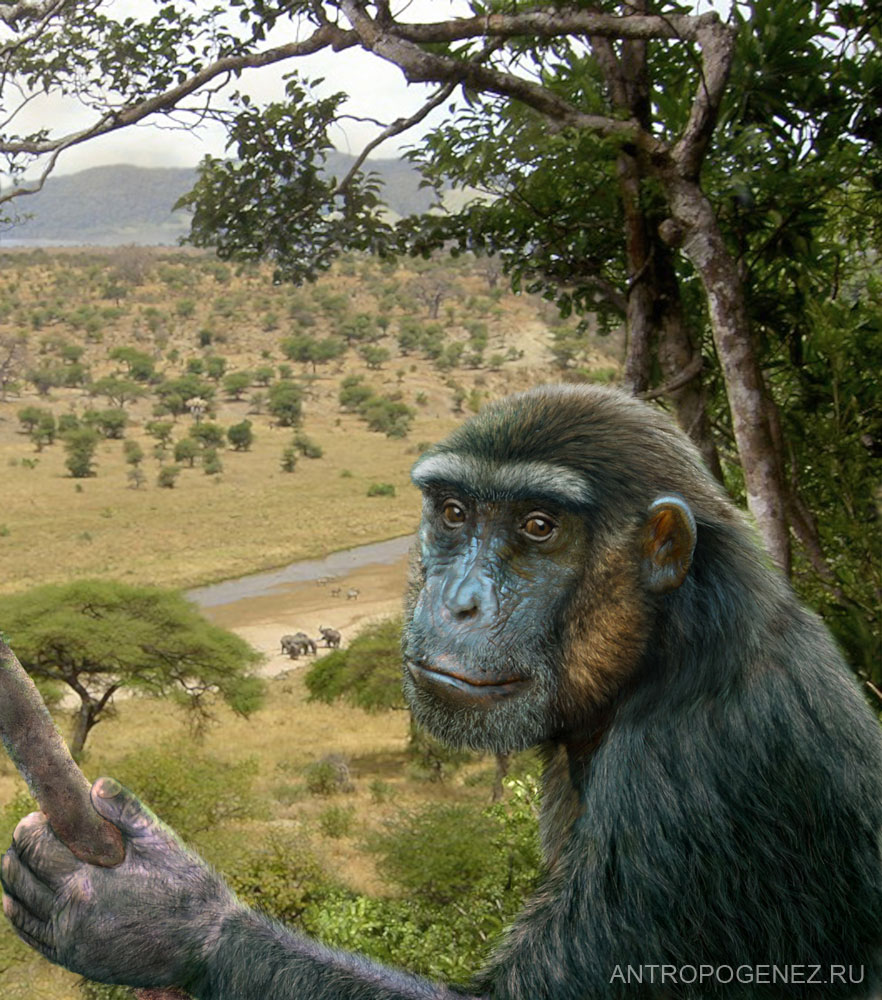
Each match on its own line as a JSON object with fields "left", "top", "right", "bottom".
{"left": 280, "top": 446, "right": 298, "bottom": 473}
{"left": 227, "top": 419, "right": 254, "bottom": 451}
{"left": 305, "top": 617, "right": 405, "bottom": 713}
{"left": 212, "top": 830, "right": 337, "bottom": 927}
{"left": 307, "top": 777, "right": 541, "bottom": 982}
{"left": 303, "top": 755, "right": 353, "bottom": 797}
{"left": 290, "top": 430, "right": 323, "bottom": 459}
{"left": 157, "top": 463, "right": 181, "bottom": 488}
{"left": 181, "top": 76, "right": 392, "bottom": 284}
{"left": 317, "top": 803, "right": 356, "bottom": 838}
{"left": 62, "top": 426, "right": 100, "bottom": 479}
{"left": 189, "top": 421, "right": 226, "bottom": 450}
{"left": 0, "top": 580, "right": 264, "bottom": 754}
{"left": 223, "top": 370, "right": 252, "bottom": 399}
{"left": 367, "top": 482, "right": 396, "bottom": 497}
{"left": 267, "top": 379, "right": 304, "bottom": 427}
{"left": 174, "top": 437, "right": 200, "bottom": 466}
{"left": 110, "top": 743, "right": 263, "bottom": 843}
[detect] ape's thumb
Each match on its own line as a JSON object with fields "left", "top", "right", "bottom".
{"left": 89, "top": 776, "right": 152, "bottom": 837}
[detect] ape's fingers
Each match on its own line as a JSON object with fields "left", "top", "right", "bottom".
{"left": 1, "top": 847, "right": 55, "bottom": 920}
{"left": 10, "top": 812, "right": 80, "bottom": 890}
{"left": 2, "top": 886, "right": 55, "bottom": 958}
{"left": 90, "top": 778, "right": 187, "bottom": 851}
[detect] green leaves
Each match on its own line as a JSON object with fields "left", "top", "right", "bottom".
{"left": 179, "top": 80, "right": 395, "bottom": 284}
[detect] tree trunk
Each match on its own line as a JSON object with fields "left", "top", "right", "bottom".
{"left": 653, "top": 237, "right": 724, "bottom": 482}
{"left": 70, "top": 699, "right": 98, "bottom": 759}
{"left": 662, "top": 177, "right": 790, "bottom": 573}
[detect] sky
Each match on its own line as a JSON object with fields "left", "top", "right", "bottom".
{"left": 13, "top": 0, "right": 731, "bottom": 180}
{"left": 18, "top": 1, "right": 468, "bottom": 179}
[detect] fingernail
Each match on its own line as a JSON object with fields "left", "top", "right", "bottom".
{"left": 96, "top": 777, "right": 122, "bottom": 798}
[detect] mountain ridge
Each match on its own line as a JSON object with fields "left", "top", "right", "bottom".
{"left": 0, "top": 152, "right": 439, "bottom": 247}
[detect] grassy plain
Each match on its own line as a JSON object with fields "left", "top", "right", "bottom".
{"left": 0, "top": 247, "right": 618, "bottom": 593}
{"left": 0, "top": 246, "right": 620, "bottom": 999}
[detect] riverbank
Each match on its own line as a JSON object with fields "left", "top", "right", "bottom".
{"left": 194, "top": 536, "right": 415, "bottom": 680}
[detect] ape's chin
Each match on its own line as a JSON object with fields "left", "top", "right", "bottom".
{"left": 402, "top": 665, "right": 556, "bottom": 753}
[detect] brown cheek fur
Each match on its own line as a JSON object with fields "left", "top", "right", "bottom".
{"left": 559, "top": 538, "right": 650, "bottom": 716}
{"left": 535, "top": 540, "right": 650, "bottom": 870}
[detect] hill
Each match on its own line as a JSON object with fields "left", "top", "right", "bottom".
{"left": 0, "top": 152, "right": 440, "bottom": 246}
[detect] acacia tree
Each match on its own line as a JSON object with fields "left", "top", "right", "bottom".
{"left": 0, "top": 580, "right": 265, "bottom": 756}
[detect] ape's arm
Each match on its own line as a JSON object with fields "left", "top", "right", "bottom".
{"left": 1, "top": 777, "right": 480, "bottom": 1000}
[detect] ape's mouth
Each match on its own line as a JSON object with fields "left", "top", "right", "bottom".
{"left": 406, "top": 658, "right": 530, "bottom": 704}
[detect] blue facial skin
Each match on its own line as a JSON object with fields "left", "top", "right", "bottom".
{"left": 402, "top": 487, "right": 587, "bottom": 752}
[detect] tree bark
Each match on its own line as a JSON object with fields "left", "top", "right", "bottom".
{"left": 661, "top": 178, "right": 790, "bottom": 572}
{"left": 652, "top": 238, "right": 724, "bottom": 482}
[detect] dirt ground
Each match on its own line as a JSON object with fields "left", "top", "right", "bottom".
{"left": 202, "top": 551, "right": 413, "bottom": 676}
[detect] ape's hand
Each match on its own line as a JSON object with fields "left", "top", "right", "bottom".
{"left": 0, "top": 776, "right": 240, "bottom": 989}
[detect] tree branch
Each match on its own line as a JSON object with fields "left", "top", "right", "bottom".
{"left": 0, "top": 21, "right": 356, "bottom": 158}
{"left": 637, "top": 352, "right": 703, "bottom": 399}
{"left": 393, "top": 9, "right": 725, "bottom": 46}
{"left": 333, "top": 80, "right": 457, "bottom": 197}
{"left": 339, "top": 1, "right": 652, "bottom": 148}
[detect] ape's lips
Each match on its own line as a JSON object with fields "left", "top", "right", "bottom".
{"left": 406, "top": 657, "right": 530, "bottom": 704}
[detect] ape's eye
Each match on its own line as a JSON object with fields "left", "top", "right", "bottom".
{"left": 441, "top": 500, "right": 467, "bottom": 528}
{"left": 522, "top": 513, "right": 557, "bottom": 541}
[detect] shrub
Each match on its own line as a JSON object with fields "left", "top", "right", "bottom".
{"left": 305, "top": 618, "right": 405, "bottom": 713}
{"left": 268, "top": 380, "right": 304, "bottom": 427}
{"left": 203, "top": 449, "right": 223, "bottom": 477}
{"left": 291, "top": 430, "right": 322, "bottom": 459}
{"left": 280, "top": 446, "right": 298, "bottom": 473}
{"left": 157, "top": 464, "right": 181, "bottom": 488}
{"left": 318, "top": 804, "right": 356, "bottom": 839}
{"left": 367, "top": 482, "right": 395, "bottom": 497}
{"left": 122, "top": 439, "right": 143, "bottom": 466}
{"left": 107, "top": 744, "right": 261, "bottom": 842}
{"left": 303, "top": 755, "right": 353, "bottom": 797}
{"left": 174, "top": 437, "right": 200, "bottom": 467}
{"left": 216, "top": 831, "right": 335, "bottom": 925}
{"left": 63, "top": 427, "right": 99, "bottom": 478}
{"left": 227, "top": 419, "right": 254, "bottom": 451}
{"left": 189, "top": 421, "right": 225, "bottom": 449}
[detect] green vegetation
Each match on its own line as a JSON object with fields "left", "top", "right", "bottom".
{"left": 0, "top": 579, "right": 264, "bottom": 755}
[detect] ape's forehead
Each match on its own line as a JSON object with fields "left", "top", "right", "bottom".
{"left": 410, "top": 451, "right": 592, "bottom": 508}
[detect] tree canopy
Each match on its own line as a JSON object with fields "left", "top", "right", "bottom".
{"left": 0, "top": 580, "right": 265, "bottom": 755}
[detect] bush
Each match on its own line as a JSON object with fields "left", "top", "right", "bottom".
{"left": 303, "top": 755, "right": 353, "bottom": 797}
{"left": 291, "top": 430, "right": 323, "bottom": 458}
{"left": 110, "top": 743, "right": 262, "bottom": 842}
{"left": 367, "top": 482, "right": 396, "bottom": 497}
{"left": 189, "top": 421, "right": 225, "bottom": 450}
{"left": 268, "top": 380, "right": 304, "bottom": 427}
{"left": 227, "top": 419, "right": 254, "bottom": 451}
{"left": 215, "top": 830, "right": 335, "bottom": 925}
{"left": 318, "top": 804, "right": 356, "bottom": 839}
{"left": 203, "top": 449, "right": 223, "bottom": 476}
{"left": 280, "top": 446, "right": 298, "bottom": 473}
{"left": 157, "top": 464, "right": 181, "bottom": 488}
{"left": 174, "top": 437, "right": 200, "bottom": 466}
{"left": 122, "top": 439, "right": 143, "bottom": 466}
{"left": 63, "top": 427, "right": 99, "bottom": 478}
{"left": 305, "top": 618, "right": 405, "bottom": 713}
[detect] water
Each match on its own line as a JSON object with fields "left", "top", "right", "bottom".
{"left": 187, "top": 534, "right": 415, "bottom": 609}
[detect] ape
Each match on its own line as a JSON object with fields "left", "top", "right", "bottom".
{"left": 3, "top": 384, "right": 882, "bottom": 1000}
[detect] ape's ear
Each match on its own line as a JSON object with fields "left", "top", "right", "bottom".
{"left": 641, "top": 495, "right": 696, "bottom": 594}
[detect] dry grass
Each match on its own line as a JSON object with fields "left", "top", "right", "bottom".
{"left": 0, "top": 247, "right": 620, "bottom": 594}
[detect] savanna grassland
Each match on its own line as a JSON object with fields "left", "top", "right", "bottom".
{"left": 0, "top": 246, "right": 621, "bottom": 999}
{"left": 0, "top": 247, "right": 619, "bottom": 592}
